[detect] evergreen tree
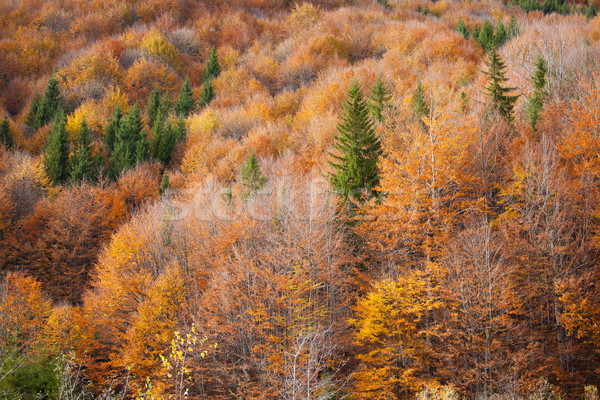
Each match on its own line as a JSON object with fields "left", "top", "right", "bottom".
{"left": 471, "top": 25, "right": 480, "bottom": 42}
{"left": 156, "top": 121, "right": 178, "bottom": 165}
{"left": 147, "top": 86, "right": 162, "bottom": 130}
{"left": 411, "top": 79, "right": 430, "bottom": 122}
{"left": 104, "top": 106, "right": 123, "bottom": 155}
{"left": 0, "top": 116, "right": 14, "bottom": 148}
{"left": 159, "top": 170, "right": 170, "bottom": 195}
{"left": 241, "top": 151, "right": 267, "bottom": 197}
{"left": 28, "top": 77, "right": 64, "bottom": 132}
{"left": 460, "top": 90, "right": 469, "bottom": 113}
{"left": 457, "top": 18, "right": 470, "bottom": 39}
{"left": 494, "top": 20, "right": 507, "bottom": 47}
{"left": 111, "top": 104, "right": 147, "bottom": 177}
{"left": 507, "top": 16, "right": 519, "bottom": 38}
{"left": 484, "top": 47, "right": 519, "bottom": 122}
{"left": 203, "top": 47, "right": 221, "bottom": 82}
{"left": 327, "top": 82, "right": 382, "bottom": 203}
{"left": 527, "top": 54, "right": 548, "bottom": 129}
{"left": 199, "top": 79, "right": 214, "bottom": 107}
{"left": 129, "top": 105, "right": 149, "bottom": 163}
{"left": 174, "top": 77, "right": 195, "bottom": 118}
{"left": 368, "top": 77, "right": 392, "bottom": 123}
{"left": 25, "top": 94, "right": 41, "bottom": 132}
{"left": 71, "top": 118, "right": 97, "bottom": 184}
{"left": 587, "top": 1, "right": 597, "bottom": 19}
{"left": 477, "top": 19, "right": 495, "bottom": 52}
{"left": 43, "top": 111, "right": 69, "bottom": 184}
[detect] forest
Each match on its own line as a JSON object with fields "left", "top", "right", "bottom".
{"left": 1, "top": 0, "right": 600, "bottom": 397}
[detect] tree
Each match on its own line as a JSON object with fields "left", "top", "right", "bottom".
{"left": 0, "top": 116, "right": 14, "bottom": 148}
{"left": 199, "top": 78, "right": 214, "bottom": 107}
{"left": 412, "top": 79, "right": 430, "bottom": 123}
{"left": 587, "top": 0, "right": 597, "bottom": 19}
{"left": 527, "top": 54, "right": 548, "bottom": 129}
{"left": 327, "top": 82, "right": 382, "bottom": 203}
{"left": 477, "top": 19, "right": 495, "bottom": 52}
{"left": 507, "top": 16, "right": 519, "bottom": 38}
{"left": 159, "top": 170, "right": 170, "bottom": 195}
{"left": 494, "top": 20, "right": 507, "bottom": 47}
{"left": 27, "top": 77, "right": 65, "bottom": 132}
{"left": 112, "top": 105, "right": 147, "bottom": 177}
{"left": 104, "top": 106, "right": 123, "bottom": 155}
{"left": 147, "top": 86, "right": 162, "bottom": 130}
{"left": 71, "top": 118, "right": 97, "bottom": 184}
{"left": 368, "top": 77, "right": 392, "bottom": 123}
{"left": 174, "top": 77, "right": 195, "bottom": 118}
{"left": 457, "top": 18, "right": 470, "bottom": 39}
{"left": 484, "top": 47, "right": 519, "bottom": 122}
{"left": 203, "top": 47, "right": 221, "bottom": 82}
{"left": 43, "top": 111, "right": 69, "bottom": 185}
{"left": 240, "top": 151, "right": 267, "bottom": 197}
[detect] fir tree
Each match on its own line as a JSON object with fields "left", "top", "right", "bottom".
{"left": 25, "top": 94, "right": 41, "bottom": 132}
{"left": 460, "top": 90, "right": 469, "bottom": 113}
{"left": 241, "top": 151, "right": 267, "bottom": 197}
{"left": 159, "top": 170, "right": 170, "bottom": 195}
{"left": 411, "top": 79, "right": 430, "bottom": 122}
{"left": 477, "top": 19, "right": 495, "bottom": 52}
{"left": 147, "top": 86, "right": 162, "bottom": 130}
{"left": 129, "top": 104, "right": 149, "bottom": 163}
{"left": 368, "top": 77, "right": 392, "bottom": 123}
{"left": 527, "top": 54, "right": 548, "bottom": 129}
{"left": 471, "top": 25, "right": 480, "bottom": 42}
{"left": 484, "top": 47, "right": 519, "bottom": 122}
{"left": 174, "top": 77, "right": 195, "bottom": 118}
{"left": 26, "top": 78, "right": 65, "bottom": 132}
{"left": 507, "top": 16, "right": 519, "bottom": 38}
{"left": 327, "top": 82, "right": 382, "bottom": 203}
{"left": 494, "top": 20, "right": 507, "bottom": 47}
{"left": 457, "top": 18, "right": 470, "bottom": 39}
{"left": 587, "top": 1, "right": 597, "bottom": 18}
{"left": 43, "top": 111, "right": 70, "bottom": 185}
{"left": 0, "top": 116, "right": 14, "bottom": 148}
{"left": 71, "top": 118, "right": 97, "bottom": 184}
{"left": 104, "top": 106, "right": 123, "bottom": 155}
{"left": 203, "top": 47, "right": 221, "bottom": 82}
{"left": 111, "top": 104, "right": 146, "bottom": 177}
{"left": 199, "top": 79, "right": 214, "bottom": 107}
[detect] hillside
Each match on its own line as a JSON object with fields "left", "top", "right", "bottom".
{"left": 1, "top": 0, "right": 600, "bottom": 397}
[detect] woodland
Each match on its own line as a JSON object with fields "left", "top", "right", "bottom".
{"left": 1, "top": 0, "right": 600, "bottom": 398}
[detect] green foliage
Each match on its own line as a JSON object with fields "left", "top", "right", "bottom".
{"left": 104, "top": 106, "right": 123, "bottom": 155}
{"left": 460, "top": 90, "right": 469, "bottom": 113}
{"left": 527, "top": 54, "right": 548, "bottom": 129}
{"left": 71, "top": 118, "right": 97, "bottom": 184}
{"left": 412, "top": 79, "right": 430, "bottom": 122}
{"left": 199, "top": 78, "right": 214, "bottom": 107}
{"left": 174, "top": 77, "right": 195, "bottom": 118}
{"left": 159, "top": 170, "right": 170, "bottom": 195}
{"left": 484, "top": 47, "right": 519, "bottom": 122}
{"left": 494, "top": 20, "right": 507, "bottom": 47}
{"left": 587, "top": 1, "right": 598, "bottom": 19}
{"left": 0, "top": 349, "right": 62, "bottom": 400}
{"left": 507, "top": 16, "right": 519, "bottom": 38}
{"left": 376, "top": 0, "right": 390, "bottom": 9}
{"left": 0, "top": 116, "right": 14, "bottom": 148}
{"left": 477, "top": 19, "right": 495, "bottom": 52}
{"left": 518, "top": 0, "right": 542, "bottom": 12}
{"left": 27, "top": 77, "right": 65, "bottom": 132}
{"left": 203, "top": 47, "right": 221, "bottom": 82}
{"left": 457, "top": 18, "right": 470, "bottom": 39}
{"left": 44, "top": 111, "right": 70, "bottom": 185}
{"left": 111, "top": 104, "right": 147, "bottom": 177}
{"left": 327, "top": 82, "right": 382, "bottom": 203}
{"left": 240, "top": 151, "right": 267, "bottom": 197}
{"left": 368, "top": 77, "right": 392, "bottom": 123}
{"left": 471, "top": 25, "right": 480, "bottom": 41}
{"left": 147, "top": 86, "right": 162, "bottom": 130}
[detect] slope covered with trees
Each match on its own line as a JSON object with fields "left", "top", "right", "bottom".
{"left": 1, "top": 0, "right": 600, "bottom": 397}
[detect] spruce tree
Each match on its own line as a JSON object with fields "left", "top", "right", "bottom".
{"left": 0, "top": 116, "right": 14, "bottom": 148}
{"left": 457, "top": 18, "right": 470, "bottom": 39}
{"left": 129, "top": 104, "right": 149, "bottom": 163}
{"left": 203, "top": 47, "right": 222, "bottom": 82}
{"left": 587, "top": 1, "right": 597, "bottom": 19}
{"left": 494, "top": 20, "right": 507, "bottom": 47}
{"left": 174, "top": 77, "right": 195, "bottom": 118}
{"left": 28, "top": 77, "right": 65, "bottom": 132}
{"left": 471, "top": 25, "right": 480, "bottom": 42}
{"left": 484, "top": 47, "right": 519, "bottom": 122}
{"left": 368, "top": 77, "right": 392, "bottom": 123}
{"left": 199, "top": 79, "right": 214, "bottom": 107}
{"left": 527, "top": 54, "right": 548, "bottom": 129}
{"left": 507, "top": 16, "right": 519, "bottom": 38}
{"left": 327, "top": 82, "right": 382, "bottom": 203}
{"left": 240, "top": 151, "right": 267, "bottom": 197}
{"left": 43, "top": 111, "right": 69, "bottom": 185}
{"left": 412, "top": 79, "right": 430, "bottom": 122}
{"left": 478, "top": 19, "right": 495, "bottom": 52}
{"left": 147, "top": 86, "right": 162, "bottom": 130}
{"left": 111, "top": 104, "right": 146, "bottom": 177}
{"left": 104, "top": 106, "right": 123, "bottom": 155}
{"left": 25, "top": 94, "right": 41, "bottom": 132}
{"left": 71, "top": 118, "right": 97, "bottom": 184}
{"left": 460, "top": 90, "right": 469, "bottom": 113}
{"left": 159, "top": 170, "right": 170, "bottom": 195}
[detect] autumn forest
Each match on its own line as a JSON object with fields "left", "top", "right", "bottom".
{"left": 1, "top": 0, "right": 600, "bottom": 397}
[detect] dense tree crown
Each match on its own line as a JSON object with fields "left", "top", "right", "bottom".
{"left": 43, "top": 111, "right": 70, "bottom": 184}
{"left": 484, "top": 47, "right": 519, "bottom": 121}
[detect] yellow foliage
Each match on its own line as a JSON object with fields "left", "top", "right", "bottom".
{"left": 289, "top": 2, "right": 322, "bottom": 29}
{"left": 66, "top": 101, "right": 103, "bottom": 140}
{"left": 141, "top": 30, "right": 182, "bottom": 71}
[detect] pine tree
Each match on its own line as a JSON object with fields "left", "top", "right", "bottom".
{"left": 527, "top": 54, "right": 548, "bottom": 129}
{"left": 241, "top": 151, "right": 267, "bottom": 197}
{"left": 0, "top": 116, "right": 14, "bottom": 148}
{"left": 368, "top": 78, "right": 392, "bottom": 123}
{"left": 484, "top": 47, "right": 519, "bottom": 122}
{"left": 26, "top": 78, "right": 65, "bottom": 132}
{"left": 71, "top": 118, "right": 97, "bottom": 184}
{"left": 147, "top": 86, "right": 162, "bottom": 130}
{"left": 411, "top": 79, "right": 430, "bottom": 122}
{"left": 471, "top": 25, "right": 480, "bottom": 42}
{"left": 43, "top": 111, "right": 69, "bottom": 185}
{"left": 199, "top": 79, "right": 214, "bottom": 107}
{"left": 174, "top": 78, "right": 195, "bottom": 118}
{"left": 457, "top": 18, "right": 470, "bottom": 39}
{"left": 327, "top": 82, "right": 382, "bottom": 203}
{"left": 203, "top": 47, "right": 221, "bottom": 82}
{"left": 111, "top": 104, "right": 146, "bottom": 177}
{"left": 494, "top": 20, "right": 507, "bottom": 47}
{"left": 129, "top": 104, "right": 149, "bottom": 163}
{"left": 104, "top": 106, "right": 123, "bottom": 155}
{"left": 159, "top": 170, "right": 170, "bottom": 195}
{"left": 25, "top": 94, "right": 41, "bottom": 132}
{"left": 478, "top": 19, "right": 495, "bottom": 52}
{"left": 587, "top": 1, "right": 597, "bottom": 19}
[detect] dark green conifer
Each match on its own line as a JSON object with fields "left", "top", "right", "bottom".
{"left": 241, "top": 151, "right": 267, "bottom": 197}
{"left": 460, "top": 90, "right": 469, "bottom": 113}
{"left": 111, "top": 104, "right": 147, "bottom": 177}
{"left": 203, "top": 47, "right": 221, "bottom": 82}
{"left": 411, "top": 79, "right": 430, "bottom": 123}
{"left": 104, "top": 106, "right": 123, "bottom": 155}
{"left": 494, "top": 20, "right": 507, "bottom": 47}
{"left": 527, "top": 54, "right": 548, "bottom": 129}
{"left": 199, "top": 79, "right": 214, "bottom": 107}
{"left": 484, "top": 47, "right": 519, "bottom": 122}
{"left": 25, "top": 94, "right": 41, "bottom": 132}
{"left": 0, "top": 116, "right": 14, "bottom": 148}
{"left": 174, "top": 78, "right": 195, "bottom": 118}
{"left": 478, "top": 19, "right": 495, "bottom": 52}
{"left": 159, "top": 170, "right": 170, "bottom": 195}
{"left": 327, "top": 82, "right": 382, "bottom": 203}
{"left": 43, "top": 111, "right": 69, "bottom": 184}
{"left": 368, "top": 77, "right": 392, "bottom": 123}
{"left": 27, "top": 78, "right": 65, "bottom": 132}
{"left": 587, "top": 1, "right": 597, "bottom": 18}
{"left": 147, "top": 86, "right": 162, "bottom": 129}
{"left": 457, "top": 18, "right": 470, "bottom": 39}
{"left": 71, "top": 118, "right": 97, "bottom": 184}
{"left": 507, "top": 16, "right": 519, "bottom": 38}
